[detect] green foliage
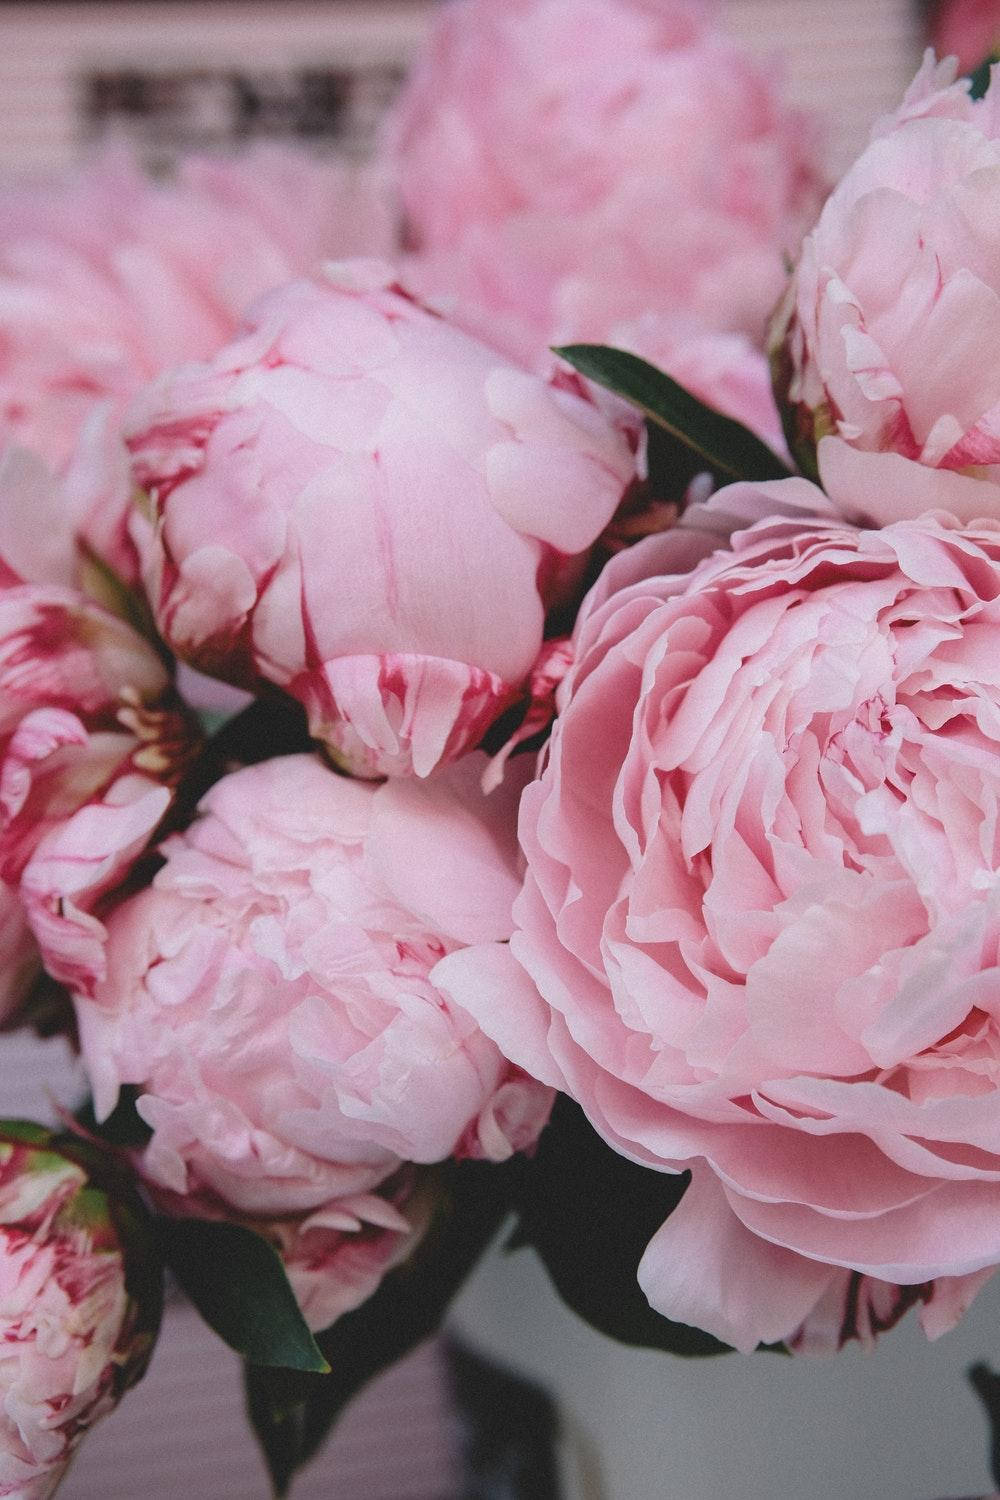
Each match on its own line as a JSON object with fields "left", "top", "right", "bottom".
{"left": 554, "top": 344, "right": 793, "bottom": 486}
{"left": 156, "top": 1218, "right": 329, "bottom": 1375}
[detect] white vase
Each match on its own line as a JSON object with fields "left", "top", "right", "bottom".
{"left": 449, "top": 1237, "right": 1000, "bottom": 1500}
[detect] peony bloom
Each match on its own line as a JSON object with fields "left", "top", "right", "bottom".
{"left": 0, "top": 1127, "right": 158, "bottom": 1498}
{"left": 777, "top": 52, "right": 1000, "bottom": 521}
{"left": 386, "top": 0, "right": 825, "bottom": 358}
{"left": 75, "top": 753, "right": 553, "bottom": 1221}
{"left": 269, "top": 1188, "right": 419, "bottom": 1333}
{"left": 126, "top": 260, "right": 634, "bottom": 778}
{"left": 0, "top": 145, "right": 392, "bottom": 581}
{"left": 931, "top": 0, "right": 1000, "bottom": 74}
{"left": 0, "top": 453, "right": 197, "bottom": 1009}
{"left": 436, "top": 491, "right": 1000, "bottom": 1353}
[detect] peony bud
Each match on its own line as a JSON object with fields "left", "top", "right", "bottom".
{"left": 126, "top": 261, "right": 634, "bottom": 778}
{"left": 0, "top": 1124, "right": 160, "bottom": 1498}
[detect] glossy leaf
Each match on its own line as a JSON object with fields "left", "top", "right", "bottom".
{"left": 555, "top": 343, "right": 793, "bottom": 485}
{"left": 157, "top": 1218, "right": 329, "bottom": 1375}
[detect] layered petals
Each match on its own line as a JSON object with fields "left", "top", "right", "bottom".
{"left": 779, "top": 52, "right": 1000, "bottom": 517}
{"left": 0, "top": 570, "right": 196, "bottom": 1011}
{"left": 75, "top": 753, "right": 553, "bottom": 1220}
{"left": 0, "top": 144, "right": 393, "bottom": 581}
{"left": 0, "top": 1133, "right": 157, "bottom": 1498}
{"left": 442, "top": 490, "right": 1000, "bottom": 1351}
{"left": 385, "top": 0, "right": 825, "bottom": 362}
{"left": 127, "top": 261, "right": 634, "bottom": 776}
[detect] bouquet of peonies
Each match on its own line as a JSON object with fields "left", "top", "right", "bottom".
{"left": 6, "top": 0, "right": 1000, "bottom": 1492}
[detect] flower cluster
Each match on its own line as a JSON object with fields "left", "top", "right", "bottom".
{"left": 5, "top": 0, "right": 1000, "bottom": 1489}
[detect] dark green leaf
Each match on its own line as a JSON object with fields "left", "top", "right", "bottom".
{"left": 554, "top": 344, "right": 793, "bottom": 486}
{"left": 157, "top": 1218, "right": 329, "bottom": 1374}
{"left": 968, "top": 53, "right": 1000, "bottom": 101}
{"left": 75, "top": 1086, "right": 152, "bottom": 1150}
{"left": 245, "top": 1158, "right": 516, "bottom": 1497}
{"left": 165, "top": 691, "right": 313, "bottom": 840}
{"left": 509, "top": 1096, "right": 729, "bottom": 1357}
{"left": 0, "top": 1119, "right": 54, "bottom": 1147}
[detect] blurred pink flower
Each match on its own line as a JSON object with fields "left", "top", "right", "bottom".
{"left": 777, "top": 52, "right": 1000, "bottom": 520}
{"left": 387, "top": 0, "right": 826, "bottom": 360}
{"left": 76, "top": 753, "right": 553, "bottom": 1220}
{"left": 931, "top": 0, "right": 1000, "bottom": 73}
{"left": 127, "top": 260, "right": 634, "bottom": 778}
{"left": 0, "top": 145, "right": 393, "bottom": 581}
{"left": 437, "top": 489, "right": 1000, "bottom": 1353}
{"left": 0, "top": 1129, "right": 157, "bottom": 1498}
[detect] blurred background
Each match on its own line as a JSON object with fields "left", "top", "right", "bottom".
{"left": 3, "top": 2, "right": 999, "bottom": 1498}
{"left": 0, "top": 0, "right": 925, "bottom": 178}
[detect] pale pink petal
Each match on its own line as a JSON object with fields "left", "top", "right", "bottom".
{"left": 638, "top": 1171, "right": 836, "bottom": 1354}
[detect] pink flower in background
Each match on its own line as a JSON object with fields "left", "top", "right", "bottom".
{"left": 75, "top": 753, "right": 553, "bottom": 1221}
{"left": 0, "top": 145, "right": 393, "bottom": 581}
{"left": 386, "top": 0, "right": 825, "bottom": 360}
{"left": 127, "top": 261, "right": 634, "bottom": 778}
{"left": 931, "top": 0, "right": 1000, "bottom": 73}
{"left": 0, "top": 1130, "right": 157, "bottom": 1498}
{"left": 0, "top": 454, "right": 197, "bottom": 1008}
{"left": 437, "top": 492, "right": 1000, "bottom": 1353}
{"left": 777, "top": 52, "right": 1000, "bottom": 521}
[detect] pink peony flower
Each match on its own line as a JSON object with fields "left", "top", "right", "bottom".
{"left": 931, "top": 0, "right": 1000, "bottom": 74}
{"left": 436, "top": 490, "right": 1000, "bottom": 1353}
{"left": 271, "top": 1189, "right": 419, "bottom": 1333}
{"left": 777, "top": 52, "right": 1000, "bottom": 520}
{"left": 126, "top": 260, "right": 635, "bottom": 778}
{"left": 0, "top": 454, "right": 197, "bottom": 1009}
{"left": 0, "top": 145, "right": 393, "bottom": 581}
{"left": 75, "top": 753, "right": 553, "bottom": 1220}
{"left": 0, "top": 1128, "right": 158, "bottom": 1498}
{"left": 386, "top": 0, "right": 825, "bottom": 358}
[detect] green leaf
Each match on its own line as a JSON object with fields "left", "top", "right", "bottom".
{"left": 75, "top": 1086, "right": 152, "bottom": 1150}
{"left": 509, "top": 1096, "right": 729, "bottom": 1357}
{"left": 968, "top": 52, "right": 1000, "bottom": 101}
{"left": 0, "top": 1119, "right": 54, "bottom": 1147}
{"left": 245, "top": 1158, "right": 516, "bottom": 1497}
{"left": 554, "top": 344, "right": 793, "bottom": 486}
{"left": 157, "top": 1218, "right": 329, "bottom": 1374}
